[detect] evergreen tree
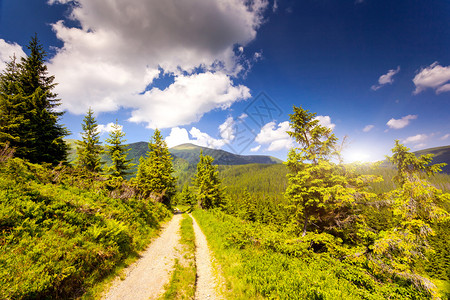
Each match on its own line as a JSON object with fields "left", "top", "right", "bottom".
{"left": 76, "top": 107, "right": 102, "bottom": 173}
{"left": 136, "top": 129, "right": 176, "bottom": 205}
{"left": 105, "top": 120, "right": 134, "bottom": 179}
{"left": 0, "top": 35, "right": 68, "bottom": 164}
{"left": 370, "top": 141, "right": 449, "bottom": 284}
{"left": 194, "top": 152, "right": 223, "bottom": 209}
{"left": 285, "top": 106, "right": 377, "bottom": 238}
{"left": 178, "top": 183, "right": 196, "bottom": 207}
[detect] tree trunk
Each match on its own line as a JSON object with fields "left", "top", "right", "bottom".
{"left": 302, "top": 212, "right": 309, "bottom": 237}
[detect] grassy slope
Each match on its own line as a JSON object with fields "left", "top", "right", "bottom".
{"left": 0, "top": 158, "right": 171, "bottom": 299}
{"left": 192, "top": 209, "right": 430, "bottom": 299}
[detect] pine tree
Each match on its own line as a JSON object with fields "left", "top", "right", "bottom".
{"left": 105, "top": 120, "right": 134, "bottom": 179}
{"left": 285, "top": 106, "right": 377, "bottom": 238}
{"left": 136, "top": 129, "right": 176, "bottom": 205}
{"left": 178, "top": 184, "right": 196, "bottom": 207}
{"left": 0, "top": 35, "right": 68, "bottom": 164}
{"left": 370, "top": 141, "right": 449, "bottom": 284}
{"left": 194, "top": 152, "right": 223, "bottom": 209}
{"left": 76, "top": 107, "right": 103, "bottom": 173}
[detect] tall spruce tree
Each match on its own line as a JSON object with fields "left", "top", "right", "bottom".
{"left": 76, "top": 107, "right": 103, "bottom": 173}
{"left": 0, "top": 35, "right": 68, "bottom": 164}
{"left": 136, "top": 129, "right": 176, "bottom": 205}
{"left": 285, "top": 106, "right": 377, "bottom": 238}
{"left": 370, "top": 141, "right": 449, "bottom": 287}
{"left": 194, "top": 152, "right": 223, "bottom": 209}
{"left": 105, "top": 120, "right": 134, "bottom": 179}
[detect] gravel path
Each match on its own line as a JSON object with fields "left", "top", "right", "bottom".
{"left": 190, "top": 214, "right": 221, "bottom": 300}
{"left": 102, "top": 213, "right": 183, "bottom": 300}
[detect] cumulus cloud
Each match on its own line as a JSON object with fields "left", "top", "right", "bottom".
{"left": 0, "top": 39, "right": 26, "bottom": 73}
{"left": 371, "top": 66, "right": 400, "bottom": 91}
{"left": 413, "top": 62, "right": 450, "bottom": 94}
{"left": 402, "top": 134, "right": 427, "bottom": 144}
{"left": 165, "top": 127, "right": 226, "bottom": 149}
{"left": 165, "top": 116, "right": 238, "bottom": 148}
{"left": 386, "top": 115, "right": 417, "bottom": 129}
{"left": 97, "top": 122, "right": 123, "bottom": 135}
{"left": 250, "top": 145, "right": 261, "bottom": 152}
{"left": 440, "top": 133, "right": 450, "bottom": 140}
{"left": 363, "top": 125, "right": 374, "bottom": 132}
{"left": 189, "top": 127, "right": 226, "bottom": 149}
{"left": 128, "top": 72, "right": 250, "bottom": 128}
{"left": 255, "top": 121, "right": 294, "bottom": 151}
{"left": 219, "top": 116, "right": 236, "bottom": 141}
{"left": 46, "top": 0, "right": 268, "bottom": 127}
{"left": 165, "top": 127, "right": 192, "bottom": 148}
{"left": 314, "top": 115, "right": 336, "bottom": 130}
{"left": 414, "top": 143, "right": 426, "bottom": 149}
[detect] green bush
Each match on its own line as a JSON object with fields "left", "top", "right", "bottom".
{"left": 0, "top": 157, "right": 170, "bottom": 299}
{"left": 193, "top": 209, "right": 431, "bottom": 299}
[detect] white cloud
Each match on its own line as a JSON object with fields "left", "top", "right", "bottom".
{"left": 273, "top": 0, "right": 278, "bottom": 12}
{"left": 218, "top": 116, "right": 236, "bottom": 141}
{"left": 413, "top": 62, "right": 450, "bottom": 94}
{"left": 250, "top": 145, "right": 261, "bottom": 152}
{"left": 165, "top": 127, "right": 192, "bottom": 148}
{"left": 97, "top": 122, "right": 122, "bottom": 135}
{"left": 314, "top": 115, "right": 335, "bottom": 130}
{"left": 165, "top": 126, "right": 225, "bottom": 149}
{"left": 0, "top": 39, "right": 26, "bottom": 73}
{"left": 363, "top": 124, "right": 374, "bottom": 132}
{"left": 402, "top": 134, "right": 427, "bottom": 144}
{"left": 255, "top": 121, "right": 294, "bottom": 151}
{"left": 414, "top": 143, "right": 426, "bottom": 149}
{"left": 440, "top": 133, "right": 450, "bottom": 140}
{"left": 386, "top": 115, "right": 417, "bottom": 129}
{"left": 166, "top": 115, "right": 239, "bottom": 148}
{"left": 189, "top": 127, "right": 226, "bottom": 149}
{"left": 371, "top": 66, "right": 400, "bottom": 91}
{"left": 128, "top": 72, "right": 250, "bottom": 128}
{"left": 46, "top": 0, "right": 268, "bottom": 126}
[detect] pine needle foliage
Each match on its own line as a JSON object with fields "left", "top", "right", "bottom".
{"left": 76, "top": 107, "right": 103, "bottom": 173}
{"left": 284, "top": 106, "right": 379, "bottom": 238}
{"left": 369, "top": 141, "right": 450, "bottom": 293}
{"left": 0, "top": 35, "right": 68, "bottom": 164}
{"left": 194, "top": 152, "right": 223, "bottom": 209}
{"left": 105, "top": 120, "right": 134, "bottom": 179}
{"left": 136, "top": 129, "right": 176, "bottom": 205}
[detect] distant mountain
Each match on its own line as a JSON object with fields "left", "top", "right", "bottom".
{"left": 414, "top": 145, "right": 450, "bottom": 174}
{"left": 65, "top": 140, "right": 282, "bottom": 171}
{"left": 169, "top": 143, "right": 283, "bottom": 165}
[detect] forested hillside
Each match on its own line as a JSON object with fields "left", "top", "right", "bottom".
{"left": 1, "top": 36, "right": 449, "bottom": 300}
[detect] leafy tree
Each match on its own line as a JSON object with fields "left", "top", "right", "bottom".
{"left": 284, "top": 106, "right": 378, "bottom": 239}
{"left": 370, "top": 141, "right": 449, "bottom": 289}
{"left": 76, "top": 107, "right": 102, "bottom": 173}
{"left": 105, "top": 120, "right": 134, "bottom": 179}
{"left": 0, "top": 35, "right": 68, "bottom": 164}
{"left": 136, "top": 129, "right": 176, "bottom": 205}
{"left": 194, "top": 152, "right": 223, "bottom": 209}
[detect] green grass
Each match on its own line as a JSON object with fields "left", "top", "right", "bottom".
{"left": 192, "top": 209, "right": 432, "bottom": 300}
{"left": 0, "top": 157, "right": 171, "bottom": 299}
{"left": 161, "top": 214, "right": 197, "bottom": 299}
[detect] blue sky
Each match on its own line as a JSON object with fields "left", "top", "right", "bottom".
{"left": 1, "top": 0, "right": 449, "bottom": 162}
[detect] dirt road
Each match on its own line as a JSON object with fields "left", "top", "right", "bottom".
{"left": 102, "top": 213, "right": 183, "bottom": 300}
{"left": 101, "top": 212, "right": 221, "bottom": 299}
{"left": 191, "top": 215, "right": 221, "bottom": 299}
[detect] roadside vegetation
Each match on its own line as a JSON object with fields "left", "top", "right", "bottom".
{"left": 1, "top": 35, "right": 449, "bottom": 299}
